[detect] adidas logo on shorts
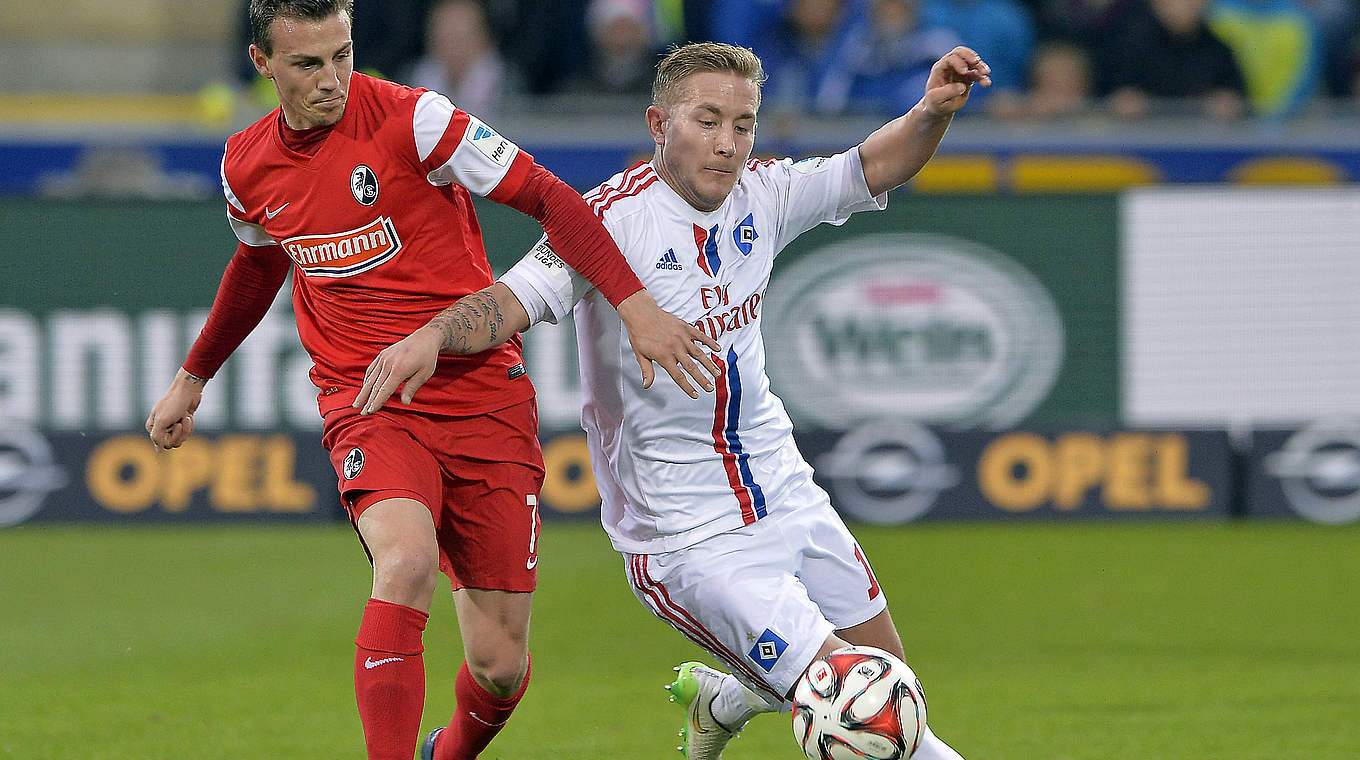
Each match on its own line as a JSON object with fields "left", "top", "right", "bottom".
{"left": 655, "top": 248, "right": 684, "bottom": 271}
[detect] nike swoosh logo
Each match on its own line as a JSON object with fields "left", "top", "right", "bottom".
{"left": 363, "top": 656, "right": 404, "bottom": 670}
{"left": 526, "top": 555, "right": 538, "bottom": 569}
{"left": 692, "top": 712, "right": 709, "bottom": 734}
{"left": 265, "top": 203, "right": 289, "bottom": 219}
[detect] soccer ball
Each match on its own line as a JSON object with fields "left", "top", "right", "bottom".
{"left": 791, "top": 645, "right": 927, "bottom": 760}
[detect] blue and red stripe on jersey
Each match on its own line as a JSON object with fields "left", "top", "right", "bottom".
{"left": 710, "top": 348, "right": 767, "bottom": 524}
{"left": 694, "top": 223, "right": 721, "bottom": 277}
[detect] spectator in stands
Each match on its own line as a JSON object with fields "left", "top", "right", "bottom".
{"left": 921, "top": 0, "right": 1035, "bottom": 102}
{"left": 811, "top": 0, "right": 962, "bottom": 115}
{"left": 562, "top": 0, "right": 659, "bottom": 101}
{"left": 760, "top": 0, "right": 860, "bottom": 112}
{"left": 1208, "top": 0, "right": 1321, "bottom": 117}
{"left": 989, "top": 39, "right": 1094, "bottom": 119}
{"left": 1030, "top": 0, "right": 1137, "bottom": 45}
{"left": 1347, "top": 33, "right": 1360, "bottom": 109}
{"left": 1299, "top": 0, "right": 1356, "bottom": 98}
{"left": 707, "top": 0, "right": 788, "bottom": 52}
{"left": 481, "top": 0, "right": 589, "bottom": 95}
{"left": 1099, "top": 0, "right": 1249, "bottom": 120}
{"left": 405, "top": 0, "right": 517, "bottom": 117}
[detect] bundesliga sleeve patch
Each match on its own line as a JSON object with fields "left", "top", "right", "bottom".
{"left": 464, "top": 116, "right": 515, "bottom": 167}
{"left": 792, "top": 156, "right": 829, "bottom": 174}
{"left": 531, "top": 240, "right": 566, "bottom": 269}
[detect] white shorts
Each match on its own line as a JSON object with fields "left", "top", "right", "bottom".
{"left": 624, "top": 486, "right": 888, "bottom": 705}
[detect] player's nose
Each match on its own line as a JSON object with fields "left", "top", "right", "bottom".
{"left": 715, "top": 129, "right": 735, "bottom": 157}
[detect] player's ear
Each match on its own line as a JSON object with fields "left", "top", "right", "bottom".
{"left": 646, "top": 105, "right": 667, "bottom": 146}
{"left": 248, "top": 44, "right": 273, "bottom": 78}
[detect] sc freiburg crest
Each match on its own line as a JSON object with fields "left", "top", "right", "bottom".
{"left": 343, "top": 448, "right": 365, "bottom": 479}
{"left": 351, "top": 165, "right": 379, "bottom": 206}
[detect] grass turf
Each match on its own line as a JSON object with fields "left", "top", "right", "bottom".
{"left": 1, "top": 520, "right": 1356, "bottom": 759}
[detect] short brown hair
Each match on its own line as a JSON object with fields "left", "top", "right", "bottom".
{"left": 652, "top": 42, "right": 767, "bottom": 108}
{"left": 250, "top": 0, "right": 354, "bottom": 55}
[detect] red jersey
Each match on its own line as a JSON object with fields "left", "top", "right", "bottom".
{"left": 219, "top": 74, "right": 547, "bottom": 418}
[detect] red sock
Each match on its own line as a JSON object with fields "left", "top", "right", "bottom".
{"left": 354, "top": 598, "right": 428, "bottom": 760}
{"left": 435, "top": 656, "right": 531, "bottom": 760}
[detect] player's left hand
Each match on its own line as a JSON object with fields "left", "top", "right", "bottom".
{"left": 616, "top": 290, "right": 721, "bottom": 399}
{"left": 923, "top": 47, "right": 991, "bottom": 116}
{"left": 353, "top": 325, "right": 444, "bottom": 414}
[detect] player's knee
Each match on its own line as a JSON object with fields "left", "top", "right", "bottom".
{"left": 372, "top": 545, "right": 438, "bottom": 603}
{"left": 465, "top": 649, "right": 529, "bottom": 697}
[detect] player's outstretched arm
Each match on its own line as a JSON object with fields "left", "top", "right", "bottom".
{"left": 616, "top": 291, "right": 721, "bottom": 399}
{"left": 858, "top": 46, "right": 991, "bottom": 197}
{"left": 146, "top": 242, "right": 288, "bottom": 450}
{"left": 353, "top": 283, "right": 531, "bottom": 415}
{"left": 146, "top": 368, "right": 205, "bottom": 450}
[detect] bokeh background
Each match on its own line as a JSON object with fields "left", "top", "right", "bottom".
{"left": 2, "top": 2, "right": 1358, "bottom": 759}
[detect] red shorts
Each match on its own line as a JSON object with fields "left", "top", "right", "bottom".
{"left": 321, "top": 398, "right": 545, "bottom": 593}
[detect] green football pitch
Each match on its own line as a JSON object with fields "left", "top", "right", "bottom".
{"left": 2, "top": 520, "right": 1356, "bottom": 759}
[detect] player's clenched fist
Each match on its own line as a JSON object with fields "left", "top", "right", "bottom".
{"left": 923, "top": 46, "right": 991, "bottom": 116}
{"left": 146, "top": 368, "right": 205, "bottom": 450}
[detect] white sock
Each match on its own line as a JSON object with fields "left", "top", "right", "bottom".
{"left": 710, "top": 674, "right": 766, "bottom": 731}
{"left": 910, "top": 727, "right": 965, "bottom": 760}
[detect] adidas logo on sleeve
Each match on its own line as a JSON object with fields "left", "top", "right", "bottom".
{"left": 655, "top": 248, "right": 684, "bottom": 271}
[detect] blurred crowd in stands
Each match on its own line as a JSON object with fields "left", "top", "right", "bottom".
{"left": 235, "top": 0, "right": 1360, "bottom": 120}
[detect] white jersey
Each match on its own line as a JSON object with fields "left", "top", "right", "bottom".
{"left": 501, "top": 148, "right": 886, "bottom": 553}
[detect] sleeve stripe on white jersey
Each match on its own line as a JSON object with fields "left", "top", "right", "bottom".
{"left": 413, "top": 90, "right": 456, "bottom": 163}
{"left": 584, "top": 162, "right": 651, "bottom": 206}
{"left": 588, "top": 165, "right": 656, "bottom": 217}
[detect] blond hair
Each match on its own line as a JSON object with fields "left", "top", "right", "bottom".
{"left": 652, "top": 42, "right": 767, "bottom": 108}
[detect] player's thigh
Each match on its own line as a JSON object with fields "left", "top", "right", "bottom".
{"left": 322, "top": 406, "right": 444, "bottom": 540}
{"left": 836, "top": 607, "right": 905, "bottom": 662}
{"left": 355, "top": 497, "right": 441, "bottom": 609}
{"left": 791, "top": 496, "right": 889, "bottom": 631}
{"left": 625, "top": 529, "right": 834, "bottom": 705}
{"left": 433, "top": 399, "right": 546, "bottom": 593}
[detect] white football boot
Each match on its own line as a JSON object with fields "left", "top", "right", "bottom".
{"left": 665, "top": 662, "right": 740, "bottom": 760}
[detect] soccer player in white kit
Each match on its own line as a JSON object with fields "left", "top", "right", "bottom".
{"left": 354, "top": 42, "right": 990, "bottom": 759}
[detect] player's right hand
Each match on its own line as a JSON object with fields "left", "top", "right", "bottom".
{"left": 146, "top": 369, "right": 204, "bottom": 450}
{"left": 354, "top": 325, "right": 444, "bottom": 414}
{"left": 616, "top": 290, "right": 721, "bottom": 399}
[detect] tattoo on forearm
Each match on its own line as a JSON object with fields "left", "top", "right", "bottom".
{"left": 428, "top": 289, "right": 504, "bottom": 353}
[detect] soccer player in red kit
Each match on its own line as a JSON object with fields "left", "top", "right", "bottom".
{"left": 144, "top": 2, "right": 719, "bottom": 759}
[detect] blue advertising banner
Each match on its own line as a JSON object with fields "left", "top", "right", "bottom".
{"left": 793, "top": 423, "right": 1236, "bottom": 523}
{"left": 0, "top": 427, "right": 604, "bottom": 526}
{"left": 1245, "top": 423, "right": 1360, "bottom": 525}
